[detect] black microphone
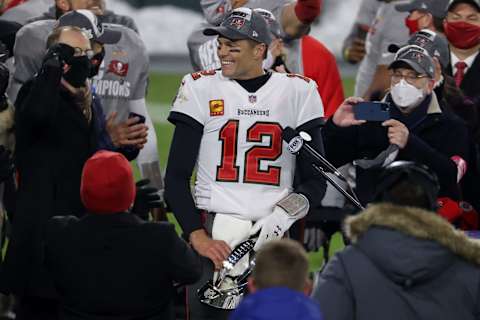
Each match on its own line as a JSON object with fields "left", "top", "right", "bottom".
{"left": 282, "top": 127, "right": 344, "bottom": 179}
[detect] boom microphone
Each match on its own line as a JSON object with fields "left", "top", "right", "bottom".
{"left": 282, "top": 126, "right": 364, "bottom": 210}
{"left": 282, "top": 127, "right": 343, "bottom": 180}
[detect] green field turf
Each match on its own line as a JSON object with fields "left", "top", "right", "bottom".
{"left": 144, "top": 72, "right": 356, "bottom": 272}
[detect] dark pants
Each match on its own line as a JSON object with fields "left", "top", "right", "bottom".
{"left": 15, "top": 296, "right": 58, "bottom": 320}
{"left": 187, "top": 257, "right": 230, "bottom": 320}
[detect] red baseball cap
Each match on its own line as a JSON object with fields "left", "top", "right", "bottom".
{"left": 81, "top": 151, "right": 135, "bottom": 214}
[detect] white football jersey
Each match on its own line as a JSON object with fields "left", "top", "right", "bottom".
{"left": 171, "top": 70, "right": 323, "bottom": 221}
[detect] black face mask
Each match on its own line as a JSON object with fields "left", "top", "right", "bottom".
{"left": 89, "top": 47, "right": 105, "bottom": 78}
{"left": 63, "top": 55, "right": 91, "bottom": 88}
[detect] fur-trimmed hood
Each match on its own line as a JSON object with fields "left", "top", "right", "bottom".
{"left": 344, "top": 203, "right": 480, "bottom": 285}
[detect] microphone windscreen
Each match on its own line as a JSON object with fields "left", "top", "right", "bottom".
{"left": 282, "top": 126, "right": 297, "bottom": 143}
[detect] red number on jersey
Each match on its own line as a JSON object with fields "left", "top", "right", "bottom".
{"left": 216, "top": 120, "right": 240, "bottom": 182}
{"left": 216, "top": 120, "right": 283, "bottom": 185}
{"left": 244, "top": 122, "right": 283, "bottom": 185}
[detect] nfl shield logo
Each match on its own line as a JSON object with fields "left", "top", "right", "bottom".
{"left": 249, "top": 95, "right": 257, "bottom": 103}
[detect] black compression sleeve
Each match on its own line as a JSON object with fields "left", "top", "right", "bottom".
{"left": 293, "top": 119, "right": 327, "bottom": 207}
{"left": 164, "top": 114, "right": 204, "bottom": 238}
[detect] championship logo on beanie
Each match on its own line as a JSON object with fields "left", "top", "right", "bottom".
{"left": 80, "top": 151, "right": 135, "bottom": 213}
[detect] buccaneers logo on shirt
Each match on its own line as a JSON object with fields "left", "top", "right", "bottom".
{"left": 108, "top": 60, "right": 129, "bottom": 77}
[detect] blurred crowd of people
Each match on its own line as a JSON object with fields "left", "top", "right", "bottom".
{"left": 0, "top": 0, "right": 479, "bottom": 319}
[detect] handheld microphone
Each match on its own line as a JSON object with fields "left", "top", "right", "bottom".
{"left": 282, "top": 127, "right": 344, "bottom": 179}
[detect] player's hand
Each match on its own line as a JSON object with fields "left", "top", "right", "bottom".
{"left": 190, "top": 229, "right": 231, "bottom": 270}
{"left": 382, "top": 119, "right": 409, "bottom": 149}
{"left": 106, "top": 112, "right": 148, "bottom": 148}
{"left": 344, "top": 38, "right": 366, "bottom": 63}
{"left": 332, "top": 97, "right": 366, "bottom": 127}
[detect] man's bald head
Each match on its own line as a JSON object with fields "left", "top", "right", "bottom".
{"left": 47, "top": 26, "right": 91, "bottom": 53}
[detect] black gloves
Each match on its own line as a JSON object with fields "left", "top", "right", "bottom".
{"left": 43, "top": 43, "right": 75, "bottom": 69}
{"left": 0, "top": 62, "right": 9, "bottom": 111}
{"left": 0, "top": 146, "right": 14, "bottom": 184}
{"left": 131, "top": 179, "right": 163, "bottom": 219}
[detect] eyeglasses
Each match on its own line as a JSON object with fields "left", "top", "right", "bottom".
{"left": 391, "top": 72, "right": 428, "bottom": 85}
{"left": 72, "top": 47, "right": 94, "bottom": 59}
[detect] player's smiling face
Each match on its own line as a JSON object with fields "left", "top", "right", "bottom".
{"left": 217, "top": 37, "right": 265, "bottom": 80}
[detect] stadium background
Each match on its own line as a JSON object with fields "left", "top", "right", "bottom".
{"left": 111, "top": 0, "right": 360, "bottom": 270}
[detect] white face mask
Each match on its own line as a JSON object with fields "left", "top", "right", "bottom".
{"left": 390, "top": 79, "right": 426, "bottom": 109}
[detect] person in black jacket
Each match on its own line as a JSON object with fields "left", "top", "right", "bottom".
{"left": 312, "top": 161, "right": 480, "bottom": 320}
{"left": 324, "top": 44, "right": 469, "bottom": 206}
{"left": 45, "top": 150, "right": 202, "bottom": 320}
{"left": 0, "top": 26, "right": 147, "bottom": 320}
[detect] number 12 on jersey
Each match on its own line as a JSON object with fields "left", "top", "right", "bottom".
{"left": 216, "top": 120, "right": 283, "bottom": 186}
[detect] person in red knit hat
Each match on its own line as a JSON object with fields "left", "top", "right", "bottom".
{"left": 44, "top": 151, "right": 201, "bottom": 320}
{"left": 80, "top": 150, "right": 136, "bottom": 214}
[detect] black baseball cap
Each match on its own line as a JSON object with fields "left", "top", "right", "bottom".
{"left": 389, "top": 45, "right": 435, "bottom": 78}
{"left": 389, "top": 30, "right": 450, "bottom": 67}
{"left": 396, "top": 0, "right": 450, "bottom": 18}
{"left": 203, "top": 7, "right": 273, "bottom": 45}
{"left": 448, "top": 0, "right": 480, "bottom": 11}
{"left": 57, "top": 10, "right": 121, "bottom": 44}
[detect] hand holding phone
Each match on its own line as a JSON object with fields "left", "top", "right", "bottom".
{"left": 354, "top": 102, "right": 391, "bottom": 122}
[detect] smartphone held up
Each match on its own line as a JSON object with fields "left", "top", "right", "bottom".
{"left": 353, "top": 102, "right": 391, "bottom": 122}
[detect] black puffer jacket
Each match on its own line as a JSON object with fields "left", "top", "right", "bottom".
{"left": 312, "top": 203, "right": 480, "bottom": 320}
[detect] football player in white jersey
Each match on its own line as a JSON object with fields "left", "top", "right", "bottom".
{"left": 165, "top": 8, "right": 326, "bottom": 319}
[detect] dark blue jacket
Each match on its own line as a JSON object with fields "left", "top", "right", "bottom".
{"left": 313, "top": 203, "right": 480, "bottom": 320}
